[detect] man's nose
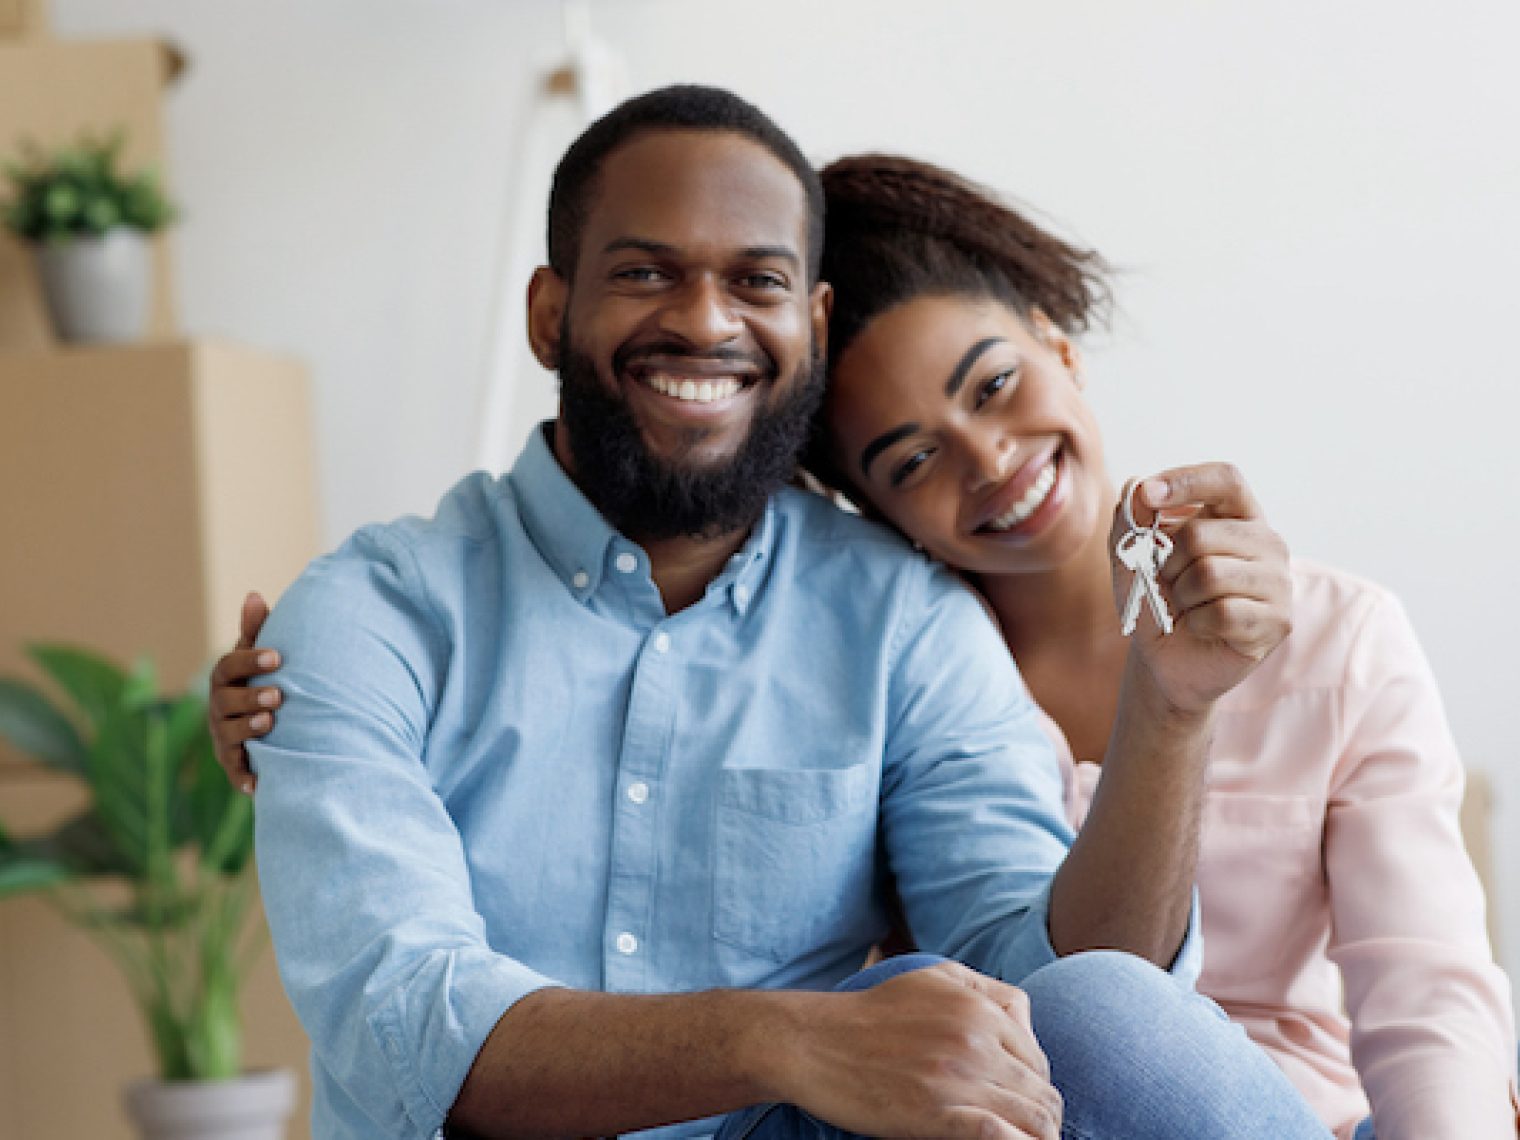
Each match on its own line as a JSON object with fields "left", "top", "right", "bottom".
{"left": 657, "top": 275, "right": 743, "bottom": 347}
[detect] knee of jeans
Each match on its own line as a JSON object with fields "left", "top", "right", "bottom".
{"left": 1023, "top": 948, "right": 1183, "bottom": 1003}
{"left": 833, "top": 951, "right": 949, "bottom": 993}
{"left": 1021, "top": 951, "right": 1199, "bottom": 1060}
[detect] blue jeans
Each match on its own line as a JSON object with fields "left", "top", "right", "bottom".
{"left": 715, "top": 952, "right": 1332, "bottom": 1140}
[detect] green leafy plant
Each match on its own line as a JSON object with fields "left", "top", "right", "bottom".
{"left": 1, "top": 131, "right": 177, "bottom": 243}
{"left": 0, "top": 645, "right": 259, "bottom": 1081}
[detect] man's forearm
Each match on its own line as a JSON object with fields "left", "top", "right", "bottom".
{"left": 1046, "top": 653, "right": 1213, "bottom": 966}
{"left": 448, "top": 986, "right": 794, "bottom": 1139}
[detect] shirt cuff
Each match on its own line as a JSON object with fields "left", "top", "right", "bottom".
{"left": 1002, "top": 882, "right": 1203, "bottom": 987}
{"left": 367, "top": 948, "right": 562, "bottom": 1135}
{"left": 1167, "top": 889, "right": 1204, "bottom": 985}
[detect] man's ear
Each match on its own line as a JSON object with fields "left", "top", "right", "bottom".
{"left": 527, "top": 266, "right": 568, "bottom": 371}
{"left": 809, "top": 280, "right": 833, "bottom": 363}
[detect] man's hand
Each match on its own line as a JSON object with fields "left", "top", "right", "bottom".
{"left": 208, "top": 591, "right": 281, "bottom": 794}
{"left": 773, "top": 961, "right": 1061, "bottom": 1140}
{"left": 451, "top": 963, "right": 1061, "bottom": 1140}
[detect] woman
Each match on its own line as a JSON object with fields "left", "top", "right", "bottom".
{"left": 805, "top": 154, "right": 1517, "bottom": 1139}
{"left": 210, "top": 154, "right": 1518, "bottom": 1139}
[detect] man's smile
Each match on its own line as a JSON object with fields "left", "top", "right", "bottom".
{"left": 620, "top": 351, "right": 771, "bottom": 418}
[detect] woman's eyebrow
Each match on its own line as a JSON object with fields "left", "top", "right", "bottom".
{"left": 861, "top": 423, "right": 921, "bottom": 478}
{"left": 944, "top": 337, "right": 1007, "bottom": 397}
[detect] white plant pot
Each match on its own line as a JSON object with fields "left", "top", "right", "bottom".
{"left": 123, "top": 1068, "right": 298, "bottom": 1140}
{"left": 33, "top": 227, "right": 154, "bottom": 344}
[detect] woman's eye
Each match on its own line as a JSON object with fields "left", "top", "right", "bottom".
{"left": 974, "top": 368, "right": 1017, "bottom": 410}
{"left": 890, "top": 449, "right": 933, "bottom": 488}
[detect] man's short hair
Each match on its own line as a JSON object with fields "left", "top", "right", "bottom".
{"left": 547, "top": 84, "right": 824, "bottom": 284}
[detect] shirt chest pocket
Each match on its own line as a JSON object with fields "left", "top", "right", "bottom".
{"left": 714, "top": 763, "right": 880, "bottom": 963}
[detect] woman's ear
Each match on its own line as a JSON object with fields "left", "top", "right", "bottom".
{"left": 527, "top": 267, "right": 568, "bottom": 371}
{"left": 810, "top": 280, "right": 834, "bottom": 363}
{"left": 1029, "top": 307, "right": 1085, "bottom": 388}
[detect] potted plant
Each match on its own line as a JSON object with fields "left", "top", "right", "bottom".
{"left": 0, "top": 644, "right": 295, "bottom": 1139}
{"left": 1, "top": 131, "right": 177, "bottom": 343}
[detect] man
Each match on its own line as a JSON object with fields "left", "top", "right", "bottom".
{"left": 218, "top": 86, "right": 1329, "bottom": 1140}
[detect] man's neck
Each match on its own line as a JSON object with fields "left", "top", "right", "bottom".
{"left": 638, "top": 528, "right": 751, "bottom": 614}
{"left": 551, "top": 419, "right": 756, "bottom": 614}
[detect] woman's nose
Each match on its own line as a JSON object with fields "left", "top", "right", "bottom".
{"left": 962, "top": 429, "right": 1019, "bottom": 493}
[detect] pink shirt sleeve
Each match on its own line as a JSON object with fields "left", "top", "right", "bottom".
{"left": 1325, "top": 587, "right": 1519, "bottom": 1139}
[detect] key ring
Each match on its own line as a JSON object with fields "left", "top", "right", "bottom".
{"left": 1121, "top": 477, "right": 1145, "bottom": 533}
{"left": 1122, "top": 478, "right": 1172, "bottom": 534}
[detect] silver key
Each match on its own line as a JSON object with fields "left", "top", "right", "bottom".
{"left": 1117, "top": 525, "right": 1174, "bottom": 636}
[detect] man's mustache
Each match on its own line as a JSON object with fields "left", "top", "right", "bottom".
{"left": 613, "top": 341, "right": 776, "bottom": 378}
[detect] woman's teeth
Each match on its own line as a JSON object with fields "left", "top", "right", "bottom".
{"left": 643, "top": 373, "right": 743, "bottom": 403}
{"left": 983, "top": 459, "right": 1058, "bottom": 532}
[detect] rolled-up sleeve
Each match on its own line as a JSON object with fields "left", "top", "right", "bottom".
{"left": 880, "top": 566, "right": 1203, "bottom": 987}
{"left": 249, "top": 528, "right": 559, "bottom": 1137}
{"left": 878, "top": 565, "right": 1076, "bottom": 984}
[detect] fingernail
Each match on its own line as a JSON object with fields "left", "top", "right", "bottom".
{"left": 257, "top": 650, "right": 279, "bottom": 669}
{"left": 257, "top": 688, "right": 279, "bottom": 708}
{"left": 251, "top": 712, "right": 271, "bottom": 731}
{"left": 1145, "top": 478, "right": 1170, "bottom": 504}
{"left": 241, "top": 779, "right": 255, "bottom": 795}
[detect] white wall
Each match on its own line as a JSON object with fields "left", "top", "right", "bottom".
{"left": 51, "top": 0, "right": 1520, "bottom": 1000}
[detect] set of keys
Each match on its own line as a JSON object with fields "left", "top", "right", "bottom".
{"left": 1116, "top": 479, "right": 1174, "bottom": 637}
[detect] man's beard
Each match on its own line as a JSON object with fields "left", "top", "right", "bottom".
{"left": 557, "top": 338, "right": 825, "bottom": 542}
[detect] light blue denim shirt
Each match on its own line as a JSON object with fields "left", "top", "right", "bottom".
{"left": 250, "top": 424, "right": 1199, "bottom": 1140}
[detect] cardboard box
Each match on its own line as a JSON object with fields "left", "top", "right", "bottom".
{"left": 0, "top": 38, "right": 185, "bottom": 349}
{"left": 0, "top": 339, "right": 319, "bottom": 1139}
{"left": 0, "top": 0, "right": 48, "bottom": 40}
{"left": 0, "top": 339, "right": 321, "bottom": 746}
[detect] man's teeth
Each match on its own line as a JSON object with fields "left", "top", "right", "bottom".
{"left": 984, "top": 460, "right": 1058, "bottom": 532}
{"left": 644, "top": 373, "right": 743, "bottom": 403}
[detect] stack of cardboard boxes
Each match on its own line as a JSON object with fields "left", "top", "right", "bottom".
{"left": 0, "top": 6, "right": 317, "bottom": 1137}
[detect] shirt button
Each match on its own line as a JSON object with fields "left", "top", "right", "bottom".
{"left": 627, "top": 781, "right": 649, "bottom": 804}
{"left": 734, "top": 584, "right": 750, "bottom": 606}
{"left": 571, "top": 570, "right": 589, "bottom": 589}
{"left": 615, "top": 932, "right": 639, "bottom": 955}
{"left": 615, "top": 552, "right": 638, "bottom": 574}
{"left": 652, "top": 632, "right": 671, "bottom": 653}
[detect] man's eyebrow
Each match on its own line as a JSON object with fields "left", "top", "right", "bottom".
{"left": 739, "top": 245, "right": 801, "bottom": 268}
{"left": 598, "top": 238, "right": 800, "bottom": 268}
{"left": 860, "top": 423, "right": 921, "bottom": 478}
{"left": 602, "top": 237, "right": 675, "bottom": 256}
{"left": 944, "top": 337, "right": 1007, "bottom": 398}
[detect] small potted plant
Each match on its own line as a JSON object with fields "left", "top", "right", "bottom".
{"left": 1, "top": 131, "right": 177, "bottom": 343}
{"left": 0, "top": 644, "right": 295, "bottom": 1139}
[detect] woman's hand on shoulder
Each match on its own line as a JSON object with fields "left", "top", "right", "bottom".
{"left": 1111, "top": 462, "right": 1292, "bottom": 713}
{"left": 208, "top": 591, "right": 282, "bottom": 794}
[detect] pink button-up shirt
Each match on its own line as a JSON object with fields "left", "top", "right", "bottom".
{"left": 1052, "top": 562, "right": 1518, "bottom": 1139}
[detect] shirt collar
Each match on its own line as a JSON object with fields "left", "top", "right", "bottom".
{"left": 510, "top": 423, "right": 622, "bottom": 601}
{"left": 509, "top": 421, "right": 776, "bottom": 613}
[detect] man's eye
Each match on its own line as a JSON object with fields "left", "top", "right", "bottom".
{"left": 615, "top": 267, "right": 667, "bottom": 283}
{"left": 737, "top": 272, "right": 787, "bottom": 291}
{"left": 974, "top": 368, "right": 1018, "bottom": 410}
{"left": 890, "top": 449, "right": 933, "bottom": 488}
